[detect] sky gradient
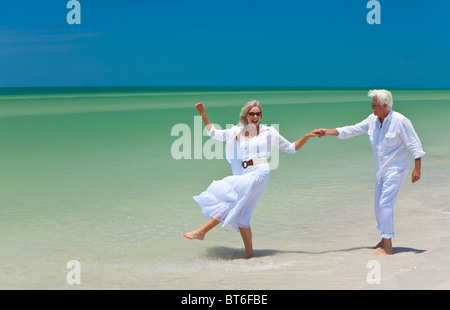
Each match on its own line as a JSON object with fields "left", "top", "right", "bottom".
{"left": 1, "top": 0, "right": 449, "bottom": 88}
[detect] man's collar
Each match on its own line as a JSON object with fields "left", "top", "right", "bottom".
{"left": 377, "top": 109, "right": 393, "bottom": 124}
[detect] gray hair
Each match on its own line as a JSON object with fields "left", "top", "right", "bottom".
{"left": 239, "top": 100, "right": 263, "bottom": 125}
{"left": 368, "top": 89, "right": 393, "bottom": 110}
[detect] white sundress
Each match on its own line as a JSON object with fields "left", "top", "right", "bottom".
{"left": 193, "top": 124, "right": 296, "bottom": 231}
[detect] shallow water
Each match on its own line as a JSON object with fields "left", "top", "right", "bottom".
{"left": 1, "top": 87, "right": 449, "bottom": 289}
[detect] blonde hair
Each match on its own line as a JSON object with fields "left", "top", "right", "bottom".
{"left": 368, "top": 89, "right": 393, "bottom": 110}
{"left": 239, "top": 100, "right": 262, "bottom": 125}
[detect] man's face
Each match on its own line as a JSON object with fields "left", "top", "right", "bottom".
{"left": 371, "top": 96, "right": 389, "bottom": 118}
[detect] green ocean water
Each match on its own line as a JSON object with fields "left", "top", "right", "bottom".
{"left": 1, "top": 87, "right": 449, "bottom": 289}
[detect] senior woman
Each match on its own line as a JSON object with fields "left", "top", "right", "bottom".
{"left": 183, "top": 100, "right": 320, "bottom": 258}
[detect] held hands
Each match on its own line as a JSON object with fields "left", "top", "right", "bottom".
{"left": 307, "top": 129, "right": 329, "bottom": 138}
{"left": 307, "top": 129, "right": 324, "bottom": 138}
{"left": 295, "top": 128, "right": 335, "bottom": 150}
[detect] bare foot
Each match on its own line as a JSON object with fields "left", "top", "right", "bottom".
{"left": 182, "top": 230, "right": 205, "bottom": 240}
{"left": 373, "top": 238, "right": 393, "bottom": 255}
{"left": 240, "top": 252, "right": 254, "bottom": 259}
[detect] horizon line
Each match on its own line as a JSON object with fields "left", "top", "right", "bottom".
{"left": 1, "top": 85, "right": 450, "bottom": 91}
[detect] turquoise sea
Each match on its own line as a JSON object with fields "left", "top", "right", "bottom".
{"left": 1, "top": 87, "right": 450, "bottom": 289}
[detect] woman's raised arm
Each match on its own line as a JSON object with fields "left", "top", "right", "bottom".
{"left": 195, "top": 102, "right": 213, "bottom": 131}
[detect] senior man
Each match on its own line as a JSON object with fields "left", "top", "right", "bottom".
{"left": 318, "top": 89, "right": 425, "bottom": 255}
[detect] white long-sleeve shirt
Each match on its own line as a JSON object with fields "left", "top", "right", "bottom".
{"left": 336, "top": 110, "right": 425, "bottom": 182}
{"left": 206, "top": 124, "right": 296, "bottom": 174}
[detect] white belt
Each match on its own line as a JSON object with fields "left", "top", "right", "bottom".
{"left": 242, "top": 158, "right": 268, "bottom": 169}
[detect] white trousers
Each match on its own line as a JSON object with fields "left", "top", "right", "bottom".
{"left": 374, "top": 168, "right": 408, "bottom": 239}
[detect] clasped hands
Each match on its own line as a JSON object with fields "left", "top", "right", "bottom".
{"left": 307, "top": 128, "right": 335, "bottom": 138}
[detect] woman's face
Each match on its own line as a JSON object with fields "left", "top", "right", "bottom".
{"left": 246, "top": 106, "right": 262, "bottom": 127}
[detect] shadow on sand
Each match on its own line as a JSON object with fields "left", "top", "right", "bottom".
{"left": 392, "top": 247, "right": 426, "bottom": 254}
{"left": 204, "top": 246, "right": 426, "bottom": 260}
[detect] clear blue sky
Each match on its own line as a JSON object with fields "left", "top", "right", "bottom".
{"left": 1, "top": 0, "right": 449, "bottom": 88}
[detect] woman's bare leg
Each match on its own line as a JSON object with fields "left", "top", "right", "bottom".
{"left": 239, "top": 227, "right": 254, "bottom": 259}
{"left": 183, "top": 218, "right": 221, "bottom": 240}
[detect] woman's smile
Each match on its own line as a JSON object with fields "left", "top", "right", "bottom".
{"left": 246, "top": 108, "right": 262, "bottom": 126}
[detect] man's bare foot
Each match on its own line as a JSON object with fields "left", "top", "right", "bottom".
{"left": 373, "top": 238, "right": 393, "bottom": 255}
{"left": 182, "top": 230, "right": 205, "bottom": 240}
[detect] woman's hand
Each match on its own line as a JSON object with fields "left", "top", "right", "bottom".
{"left": 195, "top": 102, "right": 212, "bottom": 129}
{"left": 195, "top": 102, "right": 206, "bottom": 115}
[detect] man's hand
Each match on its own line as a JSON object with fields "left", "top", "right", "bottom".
{"left": 412, "top": 168, "right": 421, "bottom": 183}
{"left": 316, "top": 128, "right": 338, "bottom": 137}
{"left": 412, "top": 157, "right": 422, "bottom": 183}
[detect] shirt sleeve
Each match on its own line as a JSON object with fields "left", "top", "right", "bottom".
{"left": 206, "top": 124, "right": 234, "bottom": 142}
{"left": 336, "top": 116, "right": 370, "bottom": 139}
{"left": 270, "top": 127, "right": 296, "bottom": 154}
{"left": 398, "top": 118, "right": 426, "bottom": 159}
